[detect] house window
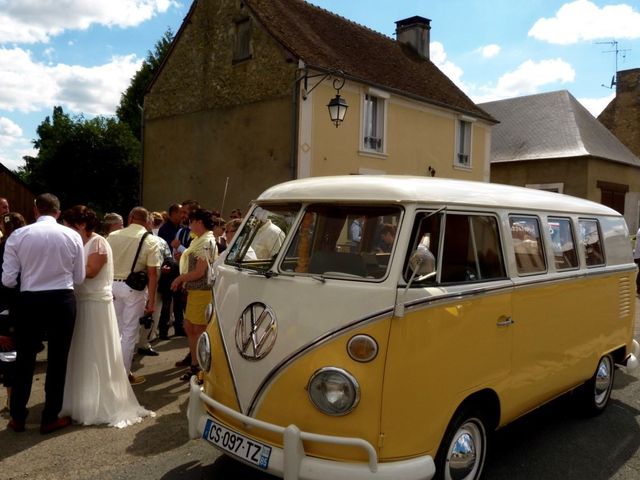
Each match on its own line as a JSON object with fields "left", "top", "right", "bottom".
{"left": 597, "top": 180, "right": 627, "bottom": 214}
{"left": 233, "top": 18, "right": 251, "bottom": 62}
{"left": 455, "top": 119, "right": 472, "bottom": 167}
{"left": 363, "top": 94, "right": 385, "bottom": 152}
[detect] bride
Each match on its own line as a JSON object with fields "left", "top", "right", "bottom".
{"left": 61, "top": 205, "right": 154, "bottom": 428}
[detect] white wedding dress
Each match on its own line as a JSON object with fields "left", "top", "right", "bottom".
{"left": 62, "top": 234, "right": 154, "bottom": 428}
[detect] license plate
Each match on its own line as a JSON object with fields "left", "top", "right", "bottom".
{"left": 203, "top": 418, "right": 272, "bottom": 469}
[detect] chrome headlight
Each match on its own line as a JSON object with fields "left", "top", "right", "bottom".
{"left": 307, "top": 367, "right": 360, "bottom": 416}
{"left": 197, "top": 332, "right": 211, "bottom": 372}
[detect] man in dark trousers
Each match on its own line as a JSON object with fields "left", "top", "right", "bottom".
{"left": 157, "top": 203, "right": 183, "bottom": 338}
{"left": 3, "top": 193, "right": 85, "bottom": 434}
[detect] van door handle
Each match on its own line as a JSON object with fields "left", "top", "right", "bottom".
{"left": 496, "top": 316, "right": 514, "bottom": 327}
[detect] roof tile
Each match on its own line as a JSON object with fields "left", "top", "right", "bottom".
{"left": 246, "top": 0, "right": 495, "bottom": 122}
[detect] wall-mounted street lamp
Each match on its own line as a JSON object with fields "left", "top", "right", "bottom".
{"left": 326, "top": 76, "right": 347, "bottom": 128}
{"left": 300, "top": 68, "right": 348, "bottom": 127}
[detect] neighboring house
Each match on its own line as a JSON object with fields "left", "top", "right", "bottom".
{"left": 143, "top": 0, "right": 496, "bottom": 213}
{"left": 480, "top": 90, "right": 640, "bottom": 231}
{"left": 598, "top": 68, "right": 640, "bottom": 159}
{"left": 0, "top": 163, "right": 36, "bottom": 222}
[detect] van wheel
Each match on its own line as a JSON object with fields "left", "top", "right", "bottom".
{"left": 577, "top": 354, "right": 614, "bottom": 415}
{"left": 435, "top": 407, "right": 488, "bottom": 480}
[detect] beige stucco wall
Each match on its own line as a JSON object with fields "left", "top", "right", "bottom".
{"left": 143, "top": 98, "right": 292, "bottom": 213}
{"left": 491, "top": 158, "right": 589, "bottom": 197}
{"left": 299, "top": 82, "right": 492, "bottom": 181}
{"left": 143, "top": 0, "right": 297, "bottom": 212}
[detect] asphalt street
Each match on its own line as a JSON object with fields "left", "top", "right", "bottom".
{"left": 2, "top": 302, "right": 640, "bottom": 480}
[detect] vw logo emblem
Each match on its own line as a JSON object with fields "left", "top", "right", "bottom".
{"left": 235, "top": 302, "right": 277, "bottom": 360}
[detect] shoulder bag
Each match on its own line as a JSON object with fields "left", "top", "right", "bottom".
{"left": 125, "top": 232, "right": 151, "bottom": 291}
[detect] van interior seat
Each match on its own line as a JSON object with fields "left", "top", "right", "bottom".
{"left": 308, "top": 251, "right": 367, "bottom": 277}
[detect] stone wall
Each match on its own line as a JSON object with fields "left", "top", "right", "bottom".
{"left": 143, "top": 0, "right": 298, "bottom": 211}
{"left": 598, "top": 68, "right": 640, "bottom": 158}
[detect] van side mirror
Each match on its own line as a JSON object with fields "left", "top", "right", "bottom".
{"left": 408, "top": 245, "right": 436, "bottom": 281}
{"left": 395, "top": 245, "right": 436, "bottom": 319}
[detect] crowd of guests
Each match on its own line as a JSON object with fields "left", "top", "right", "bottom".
{"left": 0, "top": 194, "right": 242, "bottom": 433}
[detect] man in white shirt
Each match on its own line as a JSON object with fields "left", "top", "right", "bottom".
{"left": 2, "top": 193, "right": 85, "bottom": 434}
{"left": 108, "top": 207, "right": 161, "bottom": 384}
{"left": 251, "top": 219, "right": 285, "bottom": 259}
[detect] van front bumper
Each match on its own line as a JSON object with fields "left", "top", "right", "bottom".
{"left": 187, "top": 377, "right": 435, "bottom": 480}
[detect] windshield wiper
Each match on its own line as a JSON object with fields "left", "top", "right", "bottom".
{"left": 310, "top": 274, "right": 326, "bottom": 283}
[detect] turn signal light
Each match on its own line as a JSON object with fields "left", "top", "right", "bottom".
{"left": 347, "top": 334, "right": 378, "bottom": 362}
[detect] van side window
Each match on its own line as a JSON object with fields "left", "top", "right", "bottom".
{"left": 578, "top": 219, "right": 605, "bottom": 267}
{"left": 404, "top": 212, "right": 505, "bottom": 284}
{"left": 509, "top": 216, "right": 546, "bottom": 275}
{"left": 548, "top": 217, "right": 579, "bottom": 270}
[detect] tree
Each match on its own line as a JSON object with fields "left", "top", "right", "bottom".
{"left": 117, "top": 28, "right": 174, "bottom": 140}
{"left": 19, "top": 106, "right": 141, "bottom": 215}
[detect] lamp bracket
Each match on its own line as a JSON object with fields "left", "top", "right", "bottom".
{"left": 299, "top": 68, "right": 346, "bottom": 100}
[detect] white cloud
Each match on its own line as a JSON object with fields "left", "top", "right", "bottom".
{"left": 578, "top": 93, "right": 615, "bottom": 117}
{"left": 0, "top": 0, "right": 177, "bottom": 44}
{"left": 472, "top": 58, "right": 576, "bottom": 103}
{"left": 479, "top": 44, "right": 501, "bottom": 59}
{"left": 430, "top": 41, "right": 466, "bottom": 90}
{"left": 0, "top": 117, "right": 23, "bottom": 146}
{"left": 0, "top": 117, "right": 33, "bottom": 170}
{"left": 0, "top": 47, "right": 142, "bottom": 115}
{"left": 529, "top": 0, "right": 640, "bottom": 44}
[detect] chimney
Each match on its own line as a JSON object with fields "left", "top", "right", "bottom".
{"left": 395, "top": 16, "right": 431, "bottom": 60}
{"left": 615, "top": 68, "right": 640, "bottom": 96}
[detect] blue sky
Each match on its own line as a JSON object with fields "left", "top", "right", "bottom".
{"left": 1, "top": 0, "right": 639, "bottom": 171}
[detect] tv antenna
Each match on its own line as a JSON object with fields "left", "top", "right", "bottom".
{"left": 597, "top": 40, "right": 631, "bottom": 89}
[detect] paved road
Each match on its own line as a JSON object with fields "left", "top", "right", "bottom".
{"left": 2, "top": 304, "right": 640, "bottom": 480}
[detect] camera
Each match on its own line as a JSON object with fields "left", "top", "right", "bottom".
{"left": 139, "top": 314, "right": 153, "bottom": 329}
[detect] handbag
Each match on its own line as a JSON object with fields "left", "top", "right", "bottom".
{"left": 184, "top": 239, "right": 217, "bottom": 291}
{"left": 125, "top": 232, "right": 151, "bottom": 291}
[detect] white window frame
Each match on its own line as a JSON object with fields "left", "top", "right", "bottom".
{"left": 526, "top": 182, "right": 564, "bottom": 193}
{"left": 360, "top": 88, "right": 388, "bottom": 156}
{"left": 454, "top": 116, "right": 474, "bottom": 169}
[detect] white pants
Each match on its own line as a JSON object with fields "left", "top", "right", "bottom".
{"left": 112, "top": 281, "right": 147, "bottom": 372}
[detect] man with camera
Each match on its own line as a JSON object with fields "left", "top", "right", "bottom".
{"left": 107, "top": 207, "right": 162, "bottom": 385}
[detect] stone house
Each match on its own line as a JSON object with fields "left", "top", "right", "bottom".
{"left": 142, "top": 0, "right": 496, "bottom": 213}
{"left": 598, "top": 68, "right": 640, "bottom": 159}
{"left": 480, "top": 90, "right": 640, "bottom": 231}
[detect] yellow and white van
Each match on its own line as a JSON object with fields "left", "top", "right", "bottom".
{"left": 188, "top": 175, "right": 639, "bottom": 480}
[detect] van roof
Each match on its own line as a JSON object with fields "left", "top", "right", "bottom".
{"left": 257, "top": 175, "right": 619, "bottom": 216}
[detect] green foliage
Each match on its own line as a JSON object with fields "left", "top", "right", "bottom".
{"left": 19, "top": 106, "right": 141, "bottom": 216}
{"left": 117, "top": 28, "right": 174, "bottom": 140}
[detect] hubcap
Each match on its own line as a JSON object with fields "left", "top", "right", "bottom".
{"left": 446, "top": 421, "right": 484, "bottom": 480}
{"left": 594, "top": 356, "right": 612, "bottom": 407}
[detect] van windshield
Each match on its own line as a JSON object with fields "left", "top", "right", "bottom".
{"left": 281, "top": 205, "right": 402, "bottom": 280}
{"left": 226, "top": 204, "right": 300, "bottom": 273}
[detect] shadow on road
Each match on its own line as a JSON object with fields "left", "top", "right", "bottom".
{"left": 160, "top": 455, "right": 279, "bottom": 480}
{"left": 485, "top": 380, "right": 640, "bottom": 479}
